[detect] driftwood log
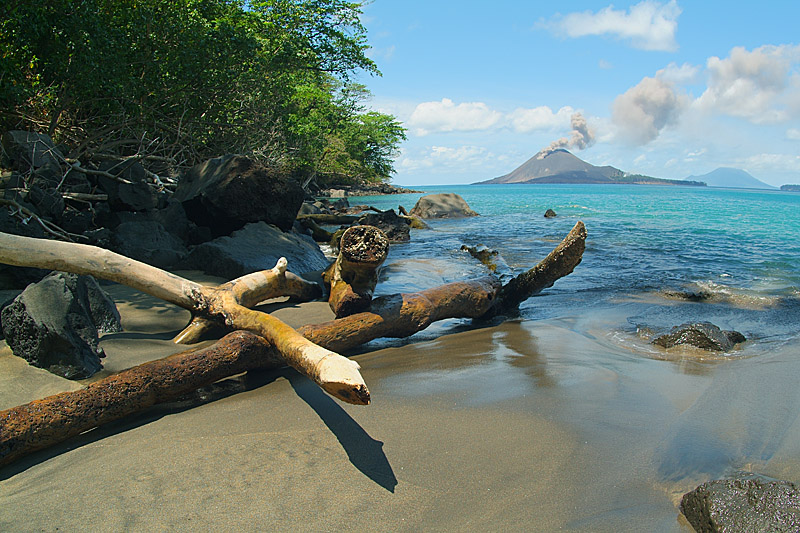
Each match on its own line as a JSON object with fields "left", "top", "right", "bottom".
{"left": 0, "top": 221, "right": 586, "bottom": 467}
{"left": 0, "top": 331, "right": 276, "bottom": 467}
{"left": 323, "top": 225, "right": 389, "bottom": 318}
{"left": 0, "top": 234, "right": 370, "bottom": 405}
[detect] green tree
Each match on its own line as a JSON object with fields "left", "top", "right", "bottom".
{"left": 0, "top": 0, "right": 405, "bottom": 184}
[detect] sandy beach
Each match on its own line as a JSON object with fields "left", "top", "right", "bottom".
{"left": 2, "top": 270, "right": 800, "bottom": 531}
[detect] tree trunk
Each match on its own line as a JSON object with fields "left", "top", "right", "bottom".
{"left": 0, "top": 331, "right": 277, "bottom": 467}
{"left": 323, "top": 225, "right": 389, "bottom": 318}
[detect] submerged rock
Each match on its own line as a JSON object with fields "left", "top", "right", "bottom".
{"left": 652, "top": 322, "right": 745, "bottom": 351}
{"left": 680, "top": 472, "right": 800, "bottom": 532}
{"left": 409, "top": 193, "right": 478, "bottom": 219}
{"left": 1, "top": 272, "right": 121, "bottom": 379}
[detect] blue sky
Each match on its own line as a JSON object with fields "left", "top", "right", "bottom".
{"left": 359, "top": 1, "right": 800, "bottom": 186}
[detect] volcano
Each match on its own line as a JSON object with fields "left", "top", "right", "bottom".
{"left": 476, "top": 149, "right": 703, "bottom": 186}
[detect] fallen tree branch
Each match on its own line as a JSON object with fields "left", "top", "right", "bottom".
{"left": 0, "top": 233, "right": 368, "bottom": 405}
{"left": 0, "top": 331, "right": 278, "bottom": 468}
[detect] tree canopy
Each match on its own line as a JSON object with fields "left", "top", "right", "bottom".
{"left": 0, "top": 0, "right": 405, "bottom": 185}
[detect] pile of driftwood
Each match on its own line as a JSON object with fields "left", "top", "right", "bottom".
{"left": 0, "top": 221, "right": 586, "bottom": 466}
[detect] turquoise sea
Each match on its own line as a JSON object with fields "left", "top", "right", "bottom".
{"left": 354, "top": 184, "right": 800, "bottom": 347}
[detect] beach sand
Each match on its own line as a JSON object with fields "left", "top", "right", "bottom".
{"left": 2, "top": 275, "right": 800, "bottom": 531}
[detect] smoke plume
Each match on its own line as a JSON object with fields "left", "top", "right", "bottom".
{"left": 537, "top": 112, "right": 596, "bottom": 159}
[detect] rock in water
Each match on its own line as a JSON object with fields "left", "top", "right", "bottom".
{"left": 409, "top": 193, "right": 478, "bottom": 219}
{"left": 544, "top": 209, "right": 557, "bottom": 218}
{"left": 1, "top": 272, "right": 121, "bottom": 379}
{"left": 681, "top": 473, "right": 800, "bottom": 532}
{"left": 652, "top": 322, "right": 746, "bottom": 351}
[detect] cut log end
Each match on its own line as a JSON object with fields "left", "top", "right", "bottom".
{"left": 315, "top": 354, "right": 370, "bottom": 405}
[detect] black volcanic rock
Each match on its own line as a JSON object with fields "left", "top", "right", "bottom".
{"left": 1, "top": 272, "right": 121, "bottom": 379}
{"left": 652, "top": 322, "right": 746, "bottom": 351}
{"left": 174, "top": 155, "right": 304, "bottom": 235}
{"left": 681, "top": 472, "right": 800, "bottom": 532}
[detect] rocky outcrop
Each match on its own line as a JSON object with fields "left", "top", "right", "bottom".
{"left": 0, "top": 272, "right": 121, "bottom": 379}
{"left": 174, "top": 155, "right": 304, "bottom": 235}
{"left": 179, "top": 221, "right": 330, "bottom": 279}
{"left": 110, "top": 220, "right": 189, "bottom": 270}
{"left": 409, "top": 193, "right": 478, "bottom": 219}
{"left": 681, "top": 472, "right": 800, "bottom": 532}
{"left": 356, "top": 209, "right": 410, "bottom": 243}
{"left": 319, "top": 183, "right": 421, "bottom": 196}
{"left": 96, "top": 160, "right": 159, "bottom": 212}
{"left": 544, "top": 209, "right": 557, "bottom": 218}
{"left": 652, "top": 322, "right": 746, "bottom": 351}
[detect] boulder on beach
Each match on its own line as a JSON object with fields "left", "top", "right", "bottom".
{"left": 174, "top": 155, "right": 304, "bottom": 235}
{"left": 680, "top": 472, "right": 800, "bottom": 532}
{"left": 0, "top": 272, "right": 121, "bottom": 379}
{"left": 110, "top": 220, "right": 189, "bottom": 270}
{"left": 652, "top": 322, "right": 746, "bottom": 351}
{"left": 409, "top": 193, "right": 478, "bottom": 219}
{"left": 179, "top": 221, "right": 330, "bottom": 279}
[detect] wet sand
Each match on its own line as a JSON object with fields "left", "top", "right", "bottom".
{"left": 2, "top": 278, "right": 800, "bottom": 531}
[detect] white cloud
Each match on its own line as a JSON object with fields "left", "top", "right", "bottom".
{"left": 685, "top": 148, "right": 707, "bottom": 161}
{"left": 695, "top": 45, "right": 800, "bottom": 123}
{"left": 547, "top": 0, "right": 681, "bottom": 52}
{"left": 507, "top": 105, "right": 574, "bottom": 133}
{"left": 408, "top": 98, "right": 502, "bottom": 135}
{"left": 738, "top": 152, "right": 800, "bottom": 172}
{"left": 612, "top": 76, "right": 688, "bottom": 145}
{"left": 397, "top": 145, "right": 491, "bottom": 172}
{"left": 656, "top": 62, "right": 700, "bottom": 84}
{"left": 787, "top": 128, "right": 800, "bottom": 140}
{"left": 598, "top": 59, "right": 613, "bottom": 70}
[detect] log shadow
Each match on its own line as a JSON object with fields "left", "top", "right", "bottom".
{"left": 0, "top": 370, "right": 281, "bottom": 480}
{"left": 286, "top": 371, "right": 398, "bottom": 493}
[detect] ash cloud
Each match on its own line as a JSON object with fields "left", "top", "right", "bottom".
{"left": 537, "top": 112, "right": 596, "bottom": 158}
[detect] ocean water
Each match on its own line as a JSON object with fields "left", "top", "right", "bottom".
{"left": 352, "top": 184, "right": 800, "bottom": 349}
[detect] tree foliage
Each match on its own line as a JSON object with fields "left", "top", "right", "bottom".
{"left": 0, "top": 0, "right": 405, "bottom": 185}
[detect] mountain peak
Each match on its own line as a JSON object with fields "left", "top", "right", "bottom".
{"left": 478, "top": 148, "right": 620, "bottom": 184}
{"left": 685, "top": 167, "right": 776, "bottom": 189}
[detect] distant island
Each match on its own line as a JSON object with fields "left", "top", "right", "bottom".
{"left": 475, "top": 149, "right": 704, "bottom": 186}
{"left": 684, "top": 167, "right": 776, "bottom": 189}
{"left": 781, "top": 184, "right": 800, "bottom": 192}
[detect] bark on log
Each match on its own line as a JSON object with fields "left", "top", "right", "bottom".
{"left": 323, "top": 225, "right": 389, "bottom": 318}
{"left": 0, "top": 331, "right": 278, "bottom": 468}
{"left": 0, "top": 233, "right": 369, "bottom": 405}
